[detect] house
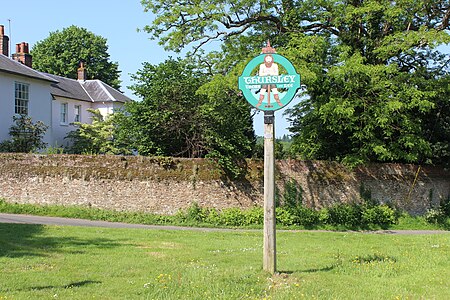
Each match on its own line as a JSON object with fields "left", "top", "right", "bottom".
{"left": 0, "top": 25, "right": 131, "bottom": 148}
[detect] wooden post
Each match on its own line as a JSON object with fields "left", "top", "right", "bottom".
{"left": 263, "top": 111, "right": 276, "bottom": 274}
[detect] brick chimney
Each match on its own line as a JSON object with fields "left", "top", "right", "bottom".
{"left": 12, "top": 42, "right": 32, "bottom": 68}
{"left": 77, "top": 61, "right": 87, "bottom": 81}
{"left": 0, "top": 25, "right": 9, "bottom": 57}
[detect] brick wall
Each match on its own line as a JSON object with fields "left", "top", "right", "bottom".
{"left": 0, "top": 153, "right": 448, "bottom": 215}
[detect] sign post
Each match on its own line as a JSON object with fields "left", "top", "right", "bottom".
{"left": 238, "top": 41, "right": 300, "bottom": 274}
{"left": 263, "top": 110, "right": 276, "bottom": 273}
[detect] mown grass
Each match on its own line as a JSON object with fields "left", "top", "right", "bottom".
{"left": 0, "top": 223, "right": 449, "bottom": 299}
{"left": 1, "top": 199, "right": 449, "bottom": 231}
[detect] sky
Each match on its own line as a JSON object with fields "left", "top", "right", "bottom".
{"left": 1, "top": 0, "right": 292, "bottom": 137}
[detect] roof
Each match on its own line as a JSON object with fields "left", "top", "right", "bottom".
{"left": 0, "top": 53, "right": 131, "bottom": 103}
{"left": 44, "top": 73, "right": 92, "bottom": 101}
{"left": 81, "top": 80, "right": 131, "bottom": 103}
{"left": 43, "top": 73, "right": 132, "bottom": 103}
{"left": 0, "top": 53, "right": 57, "bottom": 83}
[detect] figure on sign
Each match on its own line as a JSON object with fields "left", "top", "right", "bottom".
{"left": 257, "top": 42, "right": 283, "bottom": 108}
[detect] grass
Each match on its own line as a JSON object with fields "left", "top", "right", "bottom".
{"left": 0, "top": 223, "right": 449, "bottom": 299}
{"left": 1, "top": 199, "right": 449, "bottom": 231}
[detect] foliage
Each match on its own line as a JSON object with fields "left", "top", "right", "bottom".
{"left": 283, "top": 2, "right": 450, "bottom": 166}
{"left": 424, "top": 208, "right": 447, "bottom": 224}
{"left": 197, "top": 71, "right": 255, "bottom": 178}
{"left": 326, "top": 203, "right": 364, "bottom": 227}
{"left": 361, "top": 205, "right": 399, "bottom": 226}
{"left": 440, "top": 195, "right": 450, "bottom": 217}
{"left": 123, "top": 58, "right": 255, "bottom": 178}
{"left": 173, "top": 201, "right": 398, "bottom": 228}
{"left": 65, "top": 109, "right": 125, "bottom": 155}
{"left": 31, "top": 25, "right": 121, "bottom": 89}
{"left": 141, "top": 0, "right": 450, "bottom": 166}
{"left": 0, "top": 115, "right": 48, "bottom": 153}
{"left": 425, "top": 195, "right": 450, "bottom": 225}
{"left": 281, "top": 179, "right": 303, "bottom": 208}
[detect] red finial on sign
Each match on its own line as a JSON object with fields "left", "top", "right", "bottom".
{"left": 262, "top": 40, "right": 276, "bottom": 54}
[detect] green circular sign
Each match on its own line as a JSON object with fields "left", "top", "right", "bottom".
{"left": 238, "top": 53, "right": 300, "bottom": 111}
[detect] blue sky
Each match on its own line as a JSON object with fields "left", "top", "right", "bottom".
{"left": 2, "top": 1, "right": 448, "bottom": 138}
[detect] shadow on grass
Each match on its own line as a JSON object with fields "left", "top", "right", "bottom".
{"left": 0, "top": 223, "right": 123, "bottom": 258}
{"left": 299, "top": 265, "right": 335, "bottom": 273}
{"left": 278, "top": 265, "right": 335, "bottom": 274}
{"left": 25, "top": 280, "right": 102, "bottom": 291}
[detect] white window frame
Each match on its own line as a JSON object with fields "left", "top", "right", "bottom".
{"left": 74, "top": 105, "right": 81, "bottom": 122}
{"left": 60, "top": 103, "right": 68, "bottom": 125}
{"left": 15, "top": 82, "right": 29, "bottom": 115}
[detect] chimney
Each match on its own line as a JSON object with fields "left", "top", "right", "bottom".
{"left": 77, "top": 61, "right": 87, "bottom": 81}
{"left": 12, "top": 42, "right": 32, "bottom": 68}
{"left": 0, "top": 25, "right": 9, "bottom": 57}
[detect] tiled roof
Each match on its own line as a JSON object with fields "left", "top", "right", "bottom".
{"left": 1, "top": 54, "right": 132, "bottom": 103}
{"left": 0, "top": 53, "right": 57, "bottom": 83}
{"left": 44, "top": 73, "right": 92, "bottom": 101}
{"left": 80, "top": 80, "right": 131, "bottom": 103}
{"left": 44, "top": 74, "right": 132, "bottom": 103}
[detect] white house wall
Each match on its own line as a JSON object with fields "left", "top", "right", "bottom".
{"left": 91, "top": 102, "right": 114, "bottom": 118}
{"left": 51, "top": 96, "right": 92, "bottom": 147}
{"left": 0, "top": 72, "right": 53, "bottom": 146}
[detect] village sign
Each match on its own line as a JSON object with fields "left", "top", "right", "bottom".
{"left": 238, "top": 44, "right": 301, "bottom": 111}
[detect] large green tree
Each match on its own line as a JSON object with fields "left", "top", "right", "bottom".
{"left": 31, "top": 25, "right": 121, "bottom": 89}
{"left": 141, "top": 0, "right": 450, "bottom": 166}
{"left": 118, "top": 58, "right": 255, "bottom": 177}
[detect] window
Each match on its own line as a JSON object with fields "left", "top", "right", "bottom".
{"left": 15, "top": 82, "right": 29, "bottom": 115}
{"left": 60, "top": 103, "right": 68, "bottom": 124}
{"left": 74, "top": 105, "right": 81, "bottom": 122}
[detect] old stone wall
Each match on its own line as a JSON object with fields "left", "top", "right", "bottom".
{"left": 0, "top": 153, "right": 448, "bottom": 215}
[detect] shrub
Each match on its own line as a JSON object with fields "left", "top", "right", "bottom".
{"left": 318, "top": 208, "right": 329, "bottom": 224}
{"left": 205, "top": 208, "right": 221, "bottom": 225}
{"left": 425, "top": 208, "right": 447, "bottom": 224}
{"left": 327, "top": 203, "right": 362, "bottom": 227}
{"left": 185, "top": 202, "right": 205, "bottom": 222}
{"left": 243, "top": 207, "right": 264, "bottom": 226}
{"left": 295, "top": 207, "right": 320, "bottom": 227}
{"left": 220, "top": 208, "right": 246, "bottom": 226}
{"left": 425, "top": 196, "right": 450, "bottom": 225}
{"left": 440, "top": 196, "right": 450, "bottom": 217}
{"left": 65, "top": 109, "right": 124, "bottom": 155}
{"left": 276, "top": 207, "right": 298, "bottom": 226}
{"left": 361, "top": 205, "right": 398, "bottom": 226}
{"left": 0, "top": 115, "right": 48, "bottom": 153}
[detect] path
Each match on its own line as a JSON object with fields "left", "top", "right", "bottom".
{"left": 0, "top": 213, "right": 448, "bottom": 234}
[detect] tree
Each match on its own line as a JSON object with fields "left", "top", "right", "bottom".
{"left": 282, "top": 1, "right": 450, "bottom": 165}
{"left": 31, "top": 25, "right": 121, "bottom": 89}
{"left": 0, "top": 115, "right": 48, "bottom": 153}
{"left": 119, "top": 58, "right": 255, "bottom": 177}
{"left": 141, "top": 0, "right": 450, "bottom": 166}
{"left": 65, "top": 109, "right": 124, "bottom": 155}
{"left": 123, "top": 58, "right": 210, "bottom": 157}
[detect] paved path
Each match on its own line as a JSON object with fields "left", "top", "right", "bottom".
{"left": 0, "top": 213, "right": 448, "bottom": 234}
{"left": 0, "top": 213, "right": 224, "bottom": 232}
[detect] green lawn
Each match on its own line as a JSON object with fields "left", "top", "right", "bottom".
{"left": 0, "top": 223, "right": 449, "bottom": 299}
